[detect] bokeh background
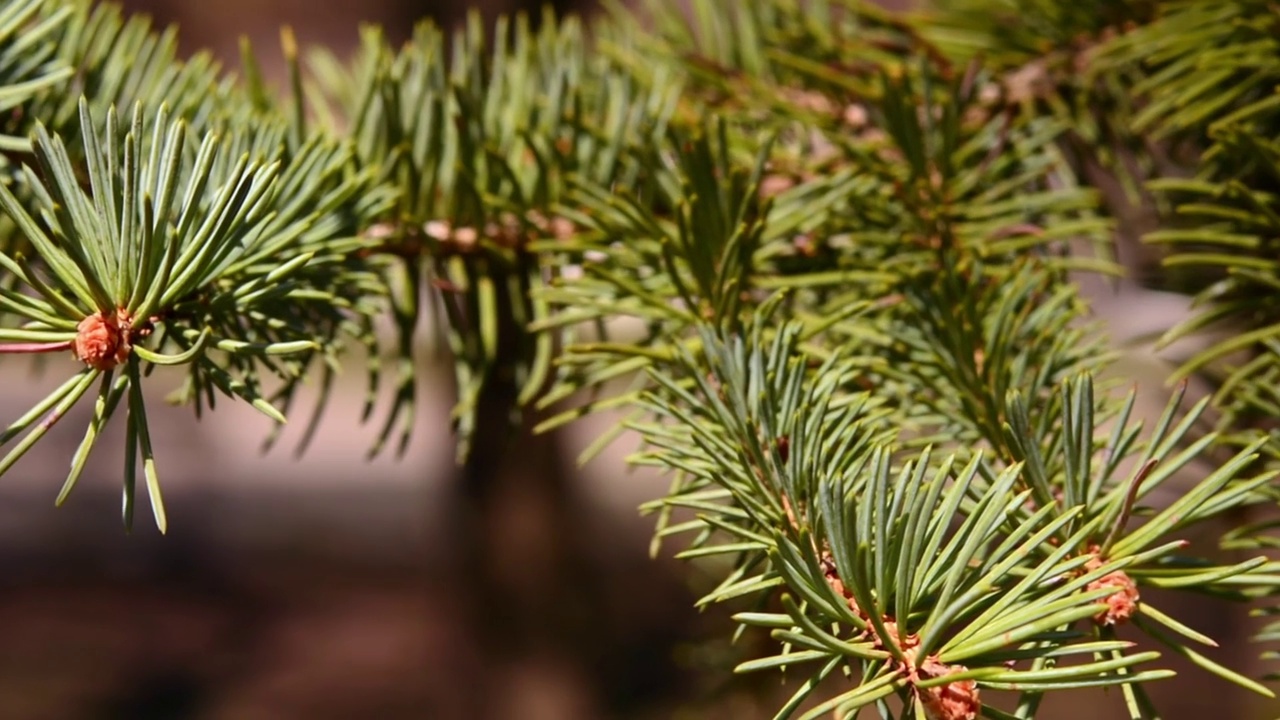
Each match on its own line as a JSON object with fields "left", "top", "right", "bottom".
{"left": 0, "top": 1, "right": 1272, "bottom": 718}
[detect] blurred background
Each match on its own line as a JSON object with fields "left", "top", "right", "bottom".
{"left": 0, "top": 1, "right": 1272, "bottom": 718}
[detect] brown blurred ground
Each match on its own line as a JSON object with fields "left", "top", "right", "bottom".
{"left": 0, "top": 1, "right": 1271, "bottom": 719}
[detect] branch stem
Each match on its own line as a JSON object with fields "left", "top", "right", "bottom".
{"left": 0, "top": 340, "right": 73, "bottom": 354}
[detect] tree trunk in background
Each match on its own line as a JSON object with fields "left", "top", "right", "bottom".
{"left": 448, "top": 248, "right": 606, "bottom": 717}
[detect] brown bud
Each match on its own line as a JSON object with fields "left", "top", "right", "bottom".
{"left": 73, "top": 310, "right": 133, "bottom": 370}
{"left": 917, "top": 658, "right": 980, "bottom": 720}
{"left": 1087, "top": 568, "right": 1140, "bottom": 626}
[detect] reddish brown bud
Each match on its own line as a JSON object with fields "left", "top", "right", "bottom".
{"left": 917, "top": 658, "right": 980, "bottom": 720}
{"left": 73, "top": 310, "right": 133, "bottom": 370}
{"left": 1087, "top": 568, "right": 1140, "bottom": 626}
{"left": 1083, "top": 551, "right": 1140, "bottom": 626}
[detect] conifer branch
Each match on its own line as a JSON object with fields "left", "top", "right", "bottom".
{"left": 0, "top": 2, "right": 1277, "bottom": 716}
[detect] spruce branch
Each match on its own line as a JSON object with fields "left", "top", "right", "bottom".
{"left": 635, "top": 314, "right": 1276, "bottom": 718}
{"left": 20, "top": 0, "right": 232, "bottom": 151}
{"left": 0, "top": 0, "right": 73, "bottom": 154}
{"left": 0, "top": 99, "right": 386, "bottom": 529}
{"left": 0, "top": 1, "right": 1276, "bottom": 715}
{"left": 305, "top": 11, "right": 677, "bottom": 459}
{"left": 1098, "top": 1, "right": 1280, "bottom": 443}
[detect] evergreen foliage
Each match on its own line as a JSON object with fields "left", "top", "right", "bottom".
{"left": 1, "top": 0, "right": 1279, "bottom": 717}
